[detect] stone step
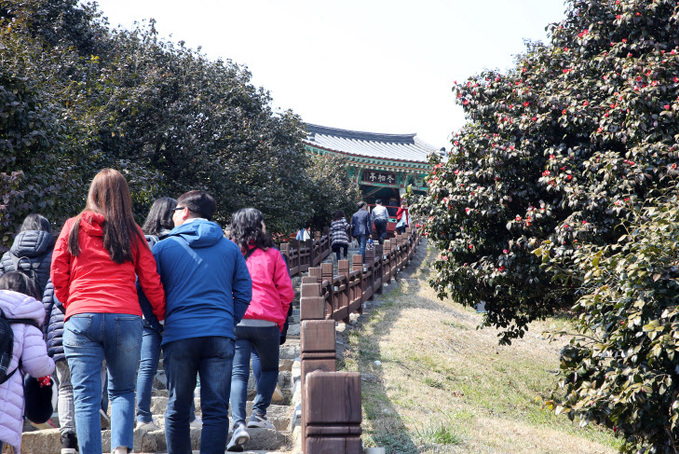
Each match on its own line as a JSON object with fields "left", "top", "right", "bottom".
{"left": 21, "top": 425, "right": 291, "bottom": 454}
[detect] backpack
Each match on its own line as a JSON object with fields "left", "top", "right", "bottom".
{"left": 9, "top": 252, "right": 40, "bottom": 289}
{"left": 0, "top": 308, "right": 41, "bottom": 385}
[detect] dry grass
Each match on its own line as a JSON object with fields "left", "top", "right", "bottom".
{"left": 337, "top": 242, "right": 621, "bottom": 454}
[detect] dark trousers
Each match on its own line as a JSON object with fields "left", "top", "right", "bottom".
{"left": 332, "top": 243, "right": 348, "bottom": 261}
{"left": 374, "top": 219, "right": 388, "bottom": 244}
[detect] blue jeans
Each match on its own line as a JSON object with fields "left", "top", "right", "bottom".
{"left": 356, "top": 234, "right": 368, "bottom": 262}
{"left": 64, "top": 313, "right": 143, "bottom": 454}
{"left": 230, "top": 324, "right": 280, "bottom": 424}
{"left": 136, "top": 324, "right": 162, "bottom": 424}
{"left": 137, "top": 324, "right": 196, "bottom": 424}
{"left": 164, "top": 336, "right": 234, "bottom": 454}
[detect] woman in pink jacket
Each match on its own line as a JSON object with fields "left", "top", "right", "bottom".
{"left": 227, "top": 208, "right": 294, "bottom": 452}
{"left": 0, "top": 272, "right": 55, "bottom": 453}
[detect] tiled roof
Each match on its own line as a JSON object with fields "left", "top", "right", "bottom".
{"left": 304, "top": 123, "right": 436, "bottom": 164}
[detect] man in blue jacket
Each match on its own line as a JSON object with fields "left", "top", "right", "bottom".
{"left": 153, "top": 190, "right": 252, "bottom": 454}
{"left": 351, "top": 201, "right": 372, "bottom": 263}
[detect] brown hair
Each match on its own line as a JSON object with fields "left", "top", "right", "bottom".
{"left": 68, "top": 168, "right": 144, "bottom": 264}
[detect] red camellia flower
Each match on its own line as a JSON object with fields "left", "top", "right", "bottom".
{"left": 583, "top": 101, "right": 589, "bottom": 106}
{"left": 503, "top": 249, "right": 509, "bottom": 254}
{"left": 454, "top": 169, "right": 460, "bottom": 175}
{"left": 542, "top": 170, "right": 551, "bottom": 177}
{"left": 468, "top": 244, "right": 473, "bottom": 249}
{"left": 515, "top": 215, "right": 521, "bottom": 221}
{"left": 665, "top": 105, "right": 671, "bottom": 110}
{"left": 672, "top": 163, "right": 678, "bottom": 169}
{"left": 523, "top": 101, "right": 530, "bottom": 107}
{"left": 616, "top": 15, "right": 621, "bottom": 19}
{"left": 562, "top": 109, "right": 567, "bottom": 115}
{"left": 531, "top": 116, "right": 537, "bottom": 121}
{"left": 465, "top": 207, "right": 470, "bottom": 214}
{"left": 622, "top": 38, "right": 627, "bottom": 43}
{"left": 463, "top": 99, "right": 469, "bottom": 105}
{"left": 567, "top": 175, "right": 572, "bottom": 180}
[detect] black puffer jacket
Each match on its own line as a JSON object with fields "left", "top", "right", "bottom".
{"left": 0, "top": 229, "right": 55, "bottom": 295}
{"left": 43, "top": 280, "right": 66, "bottom": 362}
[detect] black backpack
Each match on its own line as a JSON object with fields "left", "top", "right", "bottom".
{"left": 0, "top": 309, "right": 41, "bottom": 385}
{"left": 9, "top": 253, "right": 40, "bottom": 289}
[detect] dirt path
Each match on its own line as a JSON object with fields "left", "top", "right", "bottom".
{"left": 336, "top": 240, "right": 620, "bottom": 454}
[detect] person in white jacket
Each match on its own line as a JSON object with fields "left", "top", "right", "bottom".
{"left": 0, "top": 271, "right": 55, "bottom": 453}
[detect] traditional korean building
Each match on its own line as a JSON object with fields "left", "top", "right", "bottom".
{"left": 303, "top": 123, "right": 435, "bottom": 207}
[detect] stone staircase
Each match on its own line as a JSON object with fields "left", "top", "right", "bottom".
{"left": 21, "top": 301, "right": 305, "bottom": 454}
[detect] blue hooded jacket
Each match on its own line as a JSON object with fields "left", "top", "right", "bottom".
{"left": 152, "top": 219, "right": 252, "bottom": 346}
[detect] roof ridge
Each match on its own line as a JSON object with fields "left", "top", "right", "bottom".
{"left": 306, "top": 123, "right": 416, "bottom": 144}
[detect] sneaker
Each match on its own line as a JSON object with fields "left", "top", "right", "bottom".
{"left": 226, "top": 422, "right": 250, "bottom": 452}
{"left": 190, "top": 417, "right": 203, "bottom": 429}
{"left": 60, "top": 432, "right": 78, "bottom": 454}
{"left": 135, "top": 419, "right": 161, "bottom": 432}
{"left": 247, "top": 412, "right": 275, "bottom": 430}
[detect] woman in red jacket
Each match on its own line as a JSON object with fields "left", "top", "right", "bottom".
{"left": 51, "top": 169, "right": 165, "bottom": 454}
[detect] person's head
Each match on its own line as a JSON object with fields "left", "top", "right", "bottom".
{"left": 68, "top": 168, "right": 144, "bottom": 264}
{"left": 142, "top": 197, "right": 178, "bottom": 236}
{"left": 230, "top": 207, "right": 272, "bottom": 251}
{"left": 20, "top": 214, "right": 51, "bottom": 233}
{"left": 333, "top": 210, "right": 346, "bottom": 221}
{"left": 173, "top": 190, "right": 216, "bottom": 227}
{"left": 0, "top": 271, "right": 41, "bottom": 300}
{"left": 357, "top": 201, "right": 367, "bottom": 210}
{"left": 401, "top": 200, "right": 408, "bottom": 208}
{"left": 375, "top": 199, "right": 383, "bottom": 206}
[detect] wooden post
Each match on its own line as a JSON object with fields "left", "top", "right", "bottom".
{"left": 304, "top": 371, "right": 362, "bottom": 454}
{"left": 300, "top": 280, "right": 325, "bottom": 321}
{"left": 322, "top": 262, "right": 334, "bottom": 319}
{"left": 300, "top": 320, "right": 336, "bottom": 390}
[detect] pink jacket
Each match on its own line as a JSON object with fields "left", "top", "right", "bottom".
{"left": 0, "top": 290, "right": 55, "bottom": 453}
{"left": 242, "top": 247, "right": 294, "bottom": 331}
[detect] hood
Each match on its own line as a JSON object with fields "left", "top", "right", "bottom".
{"left": 0, "top": 290, "right": 46, "bottom": 325}
{"left": 10, "top": 229, "right": 56, "bottom": 258}
{"left": 79, "top": 211, "right": 105, "bottom": 237}
{"left": 169, "top": 219, "right": 225, "bottom": 248}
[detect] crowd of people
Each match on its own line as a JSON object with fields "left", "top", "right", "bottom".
{"left": 0, "top": 169, "right": 294, "bottom": 454}
{"left": 328, "top": 198, "right": 410, "bottom": 264}
{"left": 0, "top": 167, "right": 411, "bottom": 454}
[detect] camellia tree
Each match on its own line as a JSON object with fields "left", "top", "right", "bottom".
{"left": 413, "top": 0, "right": 679, "bottom": 450}
{"left": 413, "top": 0, "right": 679, "bottom": 342}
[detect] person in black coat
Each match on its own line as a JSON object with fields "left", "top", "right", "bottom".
{"left": 0, "top": 214, "right": 55, "bottom": 295}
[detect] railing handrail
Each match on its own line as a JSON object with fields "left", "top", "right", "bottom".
{"left": 298, "top": 227, "right": 420, "bottom": 453}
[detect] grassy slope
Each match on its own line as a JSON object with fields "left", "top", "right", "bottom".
{"left": 337, "top": 242, "right": 621, "bottom": 454}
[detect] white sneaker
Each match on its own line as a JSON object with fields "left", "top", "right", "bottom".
{"left": 226, "top": 422, "right": 250, "bottom": 451}
{"left": 135, "top": 419, "right": 160, "bottom": 431}
{"left": 247, "top": 412, "right": 275, "bottom": 430}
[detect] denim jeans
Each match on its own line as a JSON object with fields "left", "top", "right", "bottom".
{"left": 137, "top": 323, "right": 196, "bottom": 424}
{"left": 136, "top": 323, "right": 162, "bottom": 424}
{"left": 230, "top": 324, "right": 280, "bottom": 424}
{"left": 64, "top": 313, "right": 143, "bottom": 454}
{"left": 164, "top": 336, "right": 234, "bottom": 454}
{"left": 356, "top": 234, "right": 368, "bottom": 262}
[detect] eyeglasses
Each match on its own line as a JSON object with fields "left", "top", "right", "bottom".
{"left": 173, "top": 206, "right": 186, "bottom": 211}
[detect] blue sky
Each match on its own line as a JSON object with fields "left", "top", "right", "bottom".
{"left": 90, "top": 0, "right": 568, "bottom": 149}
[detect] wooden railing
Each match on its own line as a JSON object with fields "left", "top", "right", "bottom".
{"left": 298, "top": 228, "right": 420, "bottom": 453}
{"left": 279, "top": 227, "right": 332, "bottom": 277}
